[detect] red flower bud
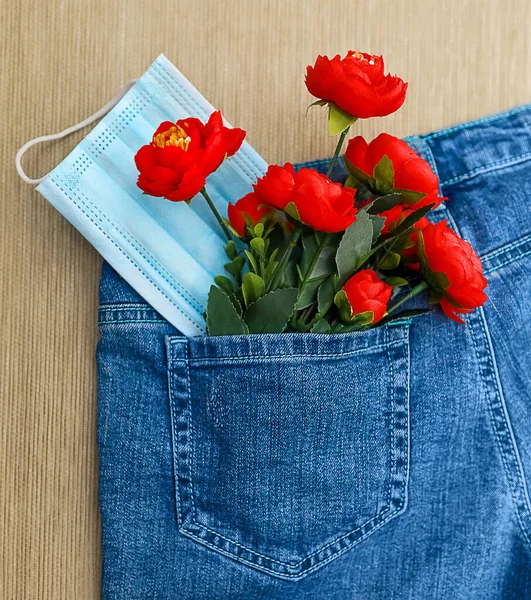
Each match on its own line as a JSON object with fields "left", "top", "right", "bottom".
{"left": 345, "top": 133, "right": 444, "bottom": 209}
{"left": 227, "top": 192, "right": 273, "bottom": 237}
{"left": 343, "top": 269, "right": 393, "bottom": 323}
{"left": 135, "top": 111, "right": 245, "bottom": 202}
{"left": 420, "top": 220, "right": 487, "bottom": 323}
{"left": 305, "top": 52, "right": 407, "bottom": 119}
{"left": 254, "top": 163, "right": 357, "bottom": 233}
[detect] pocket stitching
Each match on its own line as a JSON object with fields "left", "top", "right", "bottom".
{"left": 386, "top": 325, "right": 395, "bottom": 505}
{"left": 468, "top": 309, "right": 531, "bottom": 549}
{"left": 187, "top": 339, "right": 405, "bottom": 364}
{"left": 168, "top": 328, "right": 410, "bottom": 577}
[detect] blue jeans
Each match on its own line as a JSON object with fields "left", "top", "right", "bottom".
{"left": 97, "top": 105, "right": 531, "bottom": 599}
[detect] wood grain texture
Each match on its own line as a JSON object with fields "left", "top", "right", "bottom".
{"left": 1, "top": 0, "right": 530, "bottom": 597}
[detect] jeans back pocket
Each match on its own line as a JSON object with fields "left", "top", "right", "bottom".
{"left": 166, "top": 322, "right": 410, "bottom": 580}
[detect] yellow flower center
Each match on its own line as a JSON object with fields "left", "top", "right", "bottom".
{"left": 353, "top": 51, "right": 377, "bottom": 66}
{"left": 153, "top": 124, "right": 191, "bottom": 151}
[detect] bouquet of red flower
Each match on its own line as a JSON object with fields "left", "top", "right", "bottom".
{"left": 134, "top": 51, "right": 487, "bottom": 335}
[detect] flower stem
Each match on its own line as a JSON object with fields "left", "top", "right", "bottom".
{"left": 326, "top": 127, "right": 350, "bottom": 178}
{"left": 200, "top": 187, "right": 232, "bottom": 241}
{"left": 386, "top": 280, "right": 429, "bottom": 315}
{"left": 267, "top": 228, "right": 302, "bottom": 292}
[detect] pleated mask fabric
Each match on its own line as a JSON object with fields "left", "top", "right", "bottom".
{"left": 35, "top": 54, "right": 268, "bottom": 336}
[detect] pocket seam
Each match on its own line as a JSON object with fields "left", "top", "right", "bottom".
{"left": 166, "top": 327, "right": 411, "bottom": 579}
{"left": 187, "top": 339, "right": 405, "bottom": 364}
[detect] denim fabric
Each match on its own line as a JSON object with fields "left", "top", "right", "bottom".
{"left": 97, "top": 105, "right": 531, "bottom": 599}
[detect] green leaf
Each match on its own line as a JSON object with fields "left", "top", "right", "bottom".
{"left": 352, "top": 310, "right": 375, "bottom": 326}
{"left": 383, "top": 276, "right": 409, "bottom": 287}
{"left": 428, "top": 289, "right": 444, "bottom": 304}
{"left": 306, "top": 99, "right": 328, "bottom": 114}
{"left": 369, "top": 214, "right": 385, "bottom": 243}
{"left": 224, "top": 262, "right": 239, "bottom": 279}
{"left": 225, "top": 240, "right": 237, "bottom": 260}
{"left": 244, "top": 288, "right": 298, "bottom": 333}
{"left": 366, "top": 193, "right": 403, "bottom": 215}
{"left": 344, "top": 174, "right": 362, "bottom": 189}
{"left": 310, "top": 318, "right": 331, "bottom": 334}
{"left": 393, "top": 189, "right": 428, "bottom": 204}
{"left": 296, "top": 232, "right": 340, "bottom": 309}
{"left": 335, "top": 210, "right": 374, "bottom": 283}
{"left": 331, "top": 321, "right": 369, "bottom": 334}
{"left": 328, "top": 102, "right": 357, "bottom": 136}
{"left": 373, "top": 155, "right": 394, "bottom": 192}
{"left": 300, "top": 232, "right": 339, "bottom": 280}
{"left": 344, "top": 163, "right": 376, "bottom": 189}
{"left": 244, "top": 250, "right": 259, "bottom": 274}
{"left": 378, "top": 251, "right": 401, "bottom": 270}
{"left": 253, "top": 222, "right": 264, "bottom": 237}
{"left": 214, "top": 275, "right": 234, "bottom": 295}
{"left": 431, "top": 271, "right": 451, "bottom": 291}
{"left": 317, "top": 275, "right": 338, "bottom": 314}
{"left": 293, "top": 319, "right": 314, "bottom": 333}
{"left": 284, "top": 202, "right": 301, "bottom": 222}
{"left": 206, "top": 286, "right": 249, "bottom": 336}
{"left": 241, "top": 272, "right": 266, "bottom": 306}
{"left": 296, "top": 277, "right": 328, "bottom": 309}
{"left": 389, "top": 203, "right": 435, "bottom": 238}
{"left": 250, "top": 237, "right": 265, "bottom": 256}
{"left": 334, "top": 289, "right": 353, "bottom": 322}
{"left": 233, "top": 255, "right": 246, "bottom": 270}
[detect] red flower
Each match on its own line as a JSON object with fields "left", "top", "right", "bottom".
{"left": 420, "top": 220, "right": 487, "bottom": 323}
{"left": 253, "top": 163, "right": 357, "bottom": 233}
{"left": 305, "top": 51, "right": 407, "bottom": 119}
{"left": 343, "top": 269, "right": 393, "bottom": 323}
{"left": 134, "top": 111, "right": 245, "bottom": 202}
{"left": 345, "top": 133, "right": 444, "bottom": 209}
{"left": 227, "top": 192, "right": 273, "bottom": 237}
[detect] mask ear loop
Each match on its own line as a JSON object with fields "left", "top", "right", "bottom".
{"left": 16, "top": 79, "right": 138, "bottom": 185}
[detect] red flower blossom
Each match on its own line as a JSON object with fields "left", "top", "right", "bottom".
{"left": 134, "top": 111, "right": 245, "bottom": 202}
{"left": 305, "top": 51, "right": 407, "bottom": 119}
{"left": 254, "top": 163, "right": 357, "bottom": 233}
{"left": 420, "top": 220, "right": 487, "bottom": 323}
{"left": 345, "top": 133, "right": 444, "bottom": 209}
{"left": 343, "top": 269, "right": 393, "bottom": 323}
{"left": 227, "top": 192, "right": 273, "bottom": 237}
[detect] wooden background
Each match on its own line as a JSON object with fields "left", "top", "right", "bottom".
{"left": 1, "top": 0, "right": 530, "bottom": 597}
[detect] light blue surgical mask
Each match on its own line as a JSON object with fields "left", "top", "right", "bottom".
{"left": 16, "top": 54, "right": 268, "bottom": 336}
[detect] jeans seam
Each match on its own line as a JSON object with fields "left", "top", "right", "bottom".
{"left": 423, "top": 104, "right": 531, "bottom": 140}
{"left": 483, "top": 247, "right": 531, "bottom": 276}
{"left": 440, "top": 151, "right": 531, "bottom": 188}
{"left": 468, "top": 309, "right": 531, "bottom": 550}
{"left": 179, "top": 504, "right": 401, "bottom": 580}
{"left": 480, "top": 232, "right": 531, "bottom": 261}
{"left": 98, "top": 303, "right": 152, "bottom": 310}
{"left": 386, "top": 325, "right": 395, "bottom": 506}
{"left": 187, "top": 340, "right": 403, "bottom": 363}
{"left": 166, "top": 340, "right": 185, "bottom": 531}
{"left": 439, "top": 205, "right": 531, "bottom": 547}
{"left": 98, "top": 319, "right": 167, "bottom": 325}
